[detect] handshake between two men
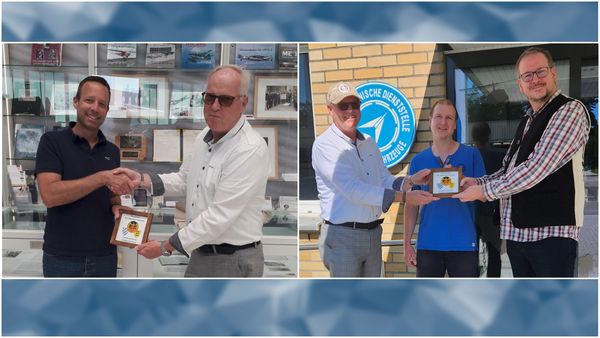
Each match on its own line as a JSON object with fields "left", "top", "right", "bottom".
{"left": 104, "top": 167, "right": 141, "bottom": 196}
{"left": 104, "top": 168, "right": 166, "bottom": 259}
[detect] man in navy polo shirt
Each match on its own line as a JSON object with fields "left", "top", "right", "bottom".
{"left": 35, "top": 76, "right": 136, "bottom": 277}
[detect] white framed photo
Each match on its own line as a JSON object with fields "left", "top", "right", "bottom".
{"left": 253, "top": 76, "right": 297, "bottom": 119}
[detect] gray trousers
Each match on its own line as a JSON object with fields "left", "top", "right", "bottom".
{"left": 184, "top": 244, "right": 264, "bottom": 277}
{"left": 319, "top": 223, "right": 382, "bottom": 277}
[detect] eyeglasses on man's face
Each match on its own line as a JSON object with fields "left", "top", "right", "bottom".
{"left": 335, "top": 101, "right": 360, "bottom": 110}
{"left": 518, "top": 66, "right": 551, "bottom": 83}
{"left": 202, "top": 92, "right": 244, "bottom": 107}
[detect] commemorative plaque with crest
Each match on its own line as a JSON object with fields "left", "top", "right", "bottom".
{"left": 429, "top": 167, "right": 463, "bottom": 198}
{"left": 110, "top": 209, "right": 153, "bottom": 248}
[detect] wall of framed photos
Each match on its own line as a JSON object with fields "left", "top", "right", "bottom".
{"left": 2, "top": 43, "right": 299, "bottom": 277}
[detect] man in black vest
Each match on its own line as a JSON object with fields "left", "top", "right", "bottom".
{"left": 454, "top": 47, "right": 591, "bottom": 277}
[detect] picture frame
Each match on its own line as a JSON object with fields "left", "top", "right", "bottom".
{"left": 107, "top": 43, "right": 137, "bottom": 67}
{"left": 14, "top": 124, "right": 45, "bottom": 159}
{"left": 278, "top": 44, "right": 298, "bottom": 69}
{"left": 105, "top": 75, "right": 169, "bottom": 119}
{"left": 115, "top": 134, "right": 147, "bottom": 161}
{"left": 145, "top": 43, "right": 176, "bottom": 68}
{"left": 253, "top": 76, "right": 297, "bottom": 119}
{"left": 235, "top": 44, "right": 276, "bottom": 69}
{"left": 181, "top": 43, "right": 216, "bottom": 69}
{"left": 253, "top": 126, "right": 279, "bottom": 179}
{"left": 429, "top": 167, "right": 463, "bottom": 198}
{"left": 153, "top": 129, "right": 181, "bottom": 162}
{"left": 31, "top": 43, "right": 62, "bottom": 66}
{"left": 169, "top": 82, "right": 204, "bottom": 120}
{"left": 50, "top": 82, "right": 79, "bottom": 116}
{"left": 110, "top": 209, "right": 153, "bottom": 248}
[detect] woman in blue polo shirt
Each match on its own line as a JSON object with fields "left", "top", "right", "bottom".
{"left": 403, "top": 99, "right": 486, "bottom": 277}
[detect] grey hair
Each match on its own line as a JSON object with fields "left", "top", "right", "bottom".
{"left": 209, "top": 64, "right": 250, "bottom": 96}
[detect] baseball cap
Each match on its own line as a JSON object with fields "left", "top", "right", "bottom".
{"left": 326, "top": 82, "right": 360, "bottom": 104}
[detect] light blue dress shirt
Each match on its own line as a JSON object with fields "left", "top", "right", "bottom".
{"left": 312, "top": 124, "right": 403, "bottom": 224}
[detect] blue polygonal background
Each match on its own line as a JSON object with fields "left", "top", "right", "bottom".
{"left": 3, "top": 279, "right": 598, "bottom": 336}
{"left": 2, "top": 2, "right": 597, "bottom": 42}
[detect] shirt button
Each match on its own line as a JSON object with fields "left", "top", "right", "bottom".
{"left": 196, "top": 184, "right": 199, "bottom": 188}
{"left": 192, "top": 203, "right": 194, "bottom": 206}
{"left": 208, "top": 148, "right": 212, "bottom": 152}
{"left": 202, "top": 166, "right": 205, "bottom": 170}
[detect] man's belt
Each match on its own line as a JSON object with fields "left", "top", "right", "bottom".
{"left": 197, "top": 241, "right": 261, "bottom": 255}
{"left": 325, "top": 219, "right": 383, "bottom": 230}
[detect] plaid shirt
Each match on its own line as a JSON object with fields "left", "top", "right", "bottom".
{"left": 477, "top": 90, "right": 590, "bottom": 242}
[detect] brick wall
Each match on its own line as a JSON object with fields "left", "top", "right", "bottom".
{"left": 301, "top": 43, "right": 446, "bottom": 278}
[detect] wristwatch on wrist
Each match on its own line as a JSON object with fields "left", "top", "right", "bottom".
{"left": 407, "top": 175, "right": 415, "bottom": 187}
{"left": 160, "top": 240, "right": 172, "bottom": 257}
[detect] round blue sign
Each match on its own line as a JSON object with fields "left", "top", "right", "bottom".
{"left": 356, "top": 81, "right": 416, "bottom": 168}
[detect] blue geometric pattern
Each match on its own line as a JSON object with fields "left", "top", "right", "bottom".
{"left": 2, "top": 280, "right": 597, "bottom": 336}
{"left": 2, "top": 2, "right": 597, "bottom": 42}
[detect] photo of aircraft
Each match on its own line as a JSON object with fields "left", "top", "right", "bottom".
{"left": 108, "top": 49, "right": 132, "bottom": 60}
{"left": 237, "top": 54, "right": 273, "bottom": 62}
{"left": 187, "top": 50, "right": 213, "bottom": 63}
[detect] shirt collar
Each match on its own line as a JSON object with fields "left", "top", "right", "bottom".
{"left": 330, "top": 123, "right": 365, "bottom": 144}
{"left": 67, "top": 121, "right": 107, "bottom": 145}
{"left": 526, "top": 89, "right": 562, "bottom": 118}
{"left": 203, "top": 115, "right": 246, "bottom": 144}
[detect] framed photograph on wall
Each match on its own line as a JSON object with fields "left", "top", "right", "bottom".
{"left": 235, "top": 44, "right": 276, "bottom": 69}
{"left": 253, "top": 126, "right": 279, "bottom": 179}
{"left": 253, "top": 76, "right": 297, "bottom": 119}
{"left": 169, "top": 82, "right": 203, "bottom": 120}
{"left": 107, "top": 43, "right": 137, "bottom": 67}
{"left": 181, "top": 43, "right": 216, "bottom": 69}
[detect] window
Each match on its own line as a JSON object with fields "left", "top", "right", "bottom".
{"left": 454, "top": 60, "right": 569, "bottom": 145}
{"left": 299, "top": 49, "right": 318, "bottom": 200}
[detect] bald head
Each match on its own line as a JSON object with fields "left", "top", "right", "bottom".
{"left": 208, "top": 65, "right": 250, "bottom": 96}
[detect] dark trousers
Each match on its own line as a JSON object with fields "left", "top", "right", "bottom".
{"left": 43, "top": 252, "right": 117, "bottom": 277}
{"left": 485, "top": 241, "right": 502, "bottom": 278}
{"left": 506, "top": 237, "right": 577, "bottom": 277}
{"left": 416, "top": 250, "right": 479, "bottom": 277}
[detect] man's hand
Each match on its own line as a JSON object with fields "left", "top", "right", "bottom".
{"left": 135, "top": 240, "right": 161, "bottom": 259}
{"left": 409, "top": 168, "right": 431, "bottom": 185}
{"left": 106, "top": 172, "right": 136, "bottom": 195}
{"left": 453, "top": 185, "right": 486, "bottom": 202}
{"left": 405, "top": 190, "right": 439, "bottom": 206}
{"left": 112, "top": 168, "right": 142, "bottom": 187}
{"left": 404, "top": 244, "right": 417, "bottom": 268}
{"left": 460, "top": 176, "right": 478, "bottom": 189}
